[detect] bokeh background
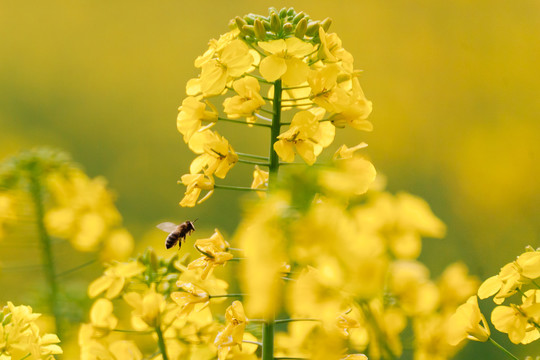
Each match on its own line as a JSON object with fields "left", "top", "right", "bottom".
{"left": 1, "top": 0, "right": 539, "bottom": 358}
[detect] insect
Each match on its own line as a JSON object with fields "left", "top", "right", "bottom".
{"left": 156, "top": 219, "right": 197, "bottom": 249}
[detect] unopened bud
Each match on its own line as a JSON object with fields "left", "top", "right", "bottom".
{"left": 242, "top": 24, "right": 255, "bottom": 37}
{"left": 292, "top": 11, "right": 305, "bottom": 24}
{"left": 235, "top": 16, "right": 247, "bottom": 31}
{"left": 270, "top": 13, "right": 281, "bottom": 33}
{"left": 321, "top": 17, "right": 332, "bottom": 32}
{"left": 295, "top": 18, "right": 307, "bottom": 38}
{"left": 279, "top": 7, "right": 287, "bottom": 18}
{"left": 305, "top": 21, "right": 320, "bottom": 36}
{"left": 283, "top": 22, "right": 293, "bottom": 34}
{"left": 254, "top": 19, "right": 266, "bottom": 40}
{"left": 243, "top": 13, "right": 257, "bottom": 25}
{"left": 287, "top": 7, "right": 296, "bottom": 17}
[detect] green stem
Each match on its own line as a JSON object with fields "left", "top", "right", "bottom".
{"left": 275, "top": 318, "right": 319, "bottom": 324}
{"left": 237, "top": 152, "right": 270, "bottom": 160}
{"left": 532, "top": 279, "right": 540, "bottom": 289}
{"left": 56, "top": 259, "right": 96, "bottom": 278}
{"left": 155, "top": 324, "right": 169, "bottom": 360}
{"left": 217, "top": 116, "right": 272, "bottom": 128}
{"left": 488, "top": 337, "right": 519, "bottom": 360}
{"left": 262, "top": 320, "right": 275, "bottom": 360}
{"left": 269, "top": 79, "right": 282, "bottom": 184}
{"left": 208, "top": 294, "right": 246, "bottom": 299}
{"left": 214, "top": 184, "right": 267, "bottom": 192}
{"left": 262, "top": 78, "right": 282, "bottom": 360}
{"left": 237, "top": 159, "right": 270, "bottom": 166}
{"left": 29, "top": 166, "right": 63, "bottom": 342}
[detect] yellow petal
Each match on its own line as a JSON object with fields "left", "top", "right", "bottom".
{"left": 259, "top": 55, "right": 287, "bottom": 82}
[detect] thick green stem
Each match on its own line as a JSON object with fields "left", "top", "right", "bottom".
{"left": 488, "top": 337, "right": 519, "bottom": 360}
{"left": 29, "top": 167, "right": 63, "bottom": 342}
{"left": 262, "top": 78, "right": 282, "bottom": 360}
{"left": 155, "top": 324, "right": 170, "bottom": 360}
{"left": 262, "top": 320, "right": 275, "bottom": 360}
{"left": 269, "top": 79, "right": 282, "bottom": 185}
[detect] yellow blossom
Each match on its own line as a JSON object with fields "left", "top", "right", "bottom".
{"left": 214, "top": 301, "right": 248, "bottom": 360}
{"left": 177, "top": 97, "right": 218, "bottom": 143}
{"left": 308, "top": 64, "right": 350, "bottom": 113}
{"left": 200, "top": 39, "right": 254, "bottom": 96}
{"left": 491, "top": 289, "right": 540, "bottom": 344}
{"left": 0, "top": 302, "right": 62, "bottom": 359}
{"left": 189, "top": 229, "right": 233, "bottom": 279}
{"left": 178, "top": 173, "right": 215, "bottom": 207}
{"left": 274, "top": 109, "right": 334, "bottom": 165}
{"left": 170, "top": 282, "right": 210, "bottom": 317}
{"left": 258, "top": 37, "right": 314, "bottom": 85}
{"left": 88, "top": 260, "right": 145, "bottom": 299}
{"left": 251, "top": 165, "right": 268, "bottom": 196}
{"left": 89, "top": 299, "right": 118, "bottom": 336}
{"left": 318, "top": 28, "right": 354, "bottom": 71}
{"left": 438, "top": 262, "right": 479, "bottom": 312}
{"left": 447, "top": 296, "right": 490, "bottom": 345}
{"left": 223, "top": 77, "right": 265, "bottom": 119}
{"left": 333, "top": 143, "right": 368, "bottom": 160}
{"left": 123, "top": 284, "right": 165, "bottom": 328}
{"left": 319, "top": 157, "right": 376, "bottom": 197}
{"left": 188, "top": 130, "right": 238, "bottom": 179}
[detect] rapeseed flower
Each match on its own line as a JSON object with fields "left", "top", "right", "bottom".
{"left": 88, "top": 260, "right": 145, "bottom": 299}
{"left": 214, "top": 301, "right": 247, "bottom": 360}
{"left": 447, "top": 296, "right": 490, "bottom": 345}
{"left": 171, "top": 282, "right": 210, "bottom": 317}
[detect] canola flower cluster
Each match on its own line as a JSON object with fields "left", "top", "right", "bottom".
{"left": 0, "top": 302, "right": 62, "bottom": 360}
{"left": 176, "top": 7, "right": 372, "bottom": 207}
{"left": 448, "top": 247, "right": 540, "bottom": 358}
{"left": 0, "top": 148, "right": 133, "bottom": 261}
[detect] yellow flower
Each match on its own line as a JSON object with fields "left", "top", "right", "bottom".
{"left": 223, "top": 77, "right": 265, "bottom": 119}
{"left": 258, "top": 37, "right": 314, "bottom": 85}
{"left": 333, "top": 143, "right": 368, "bottom": 160}
{"left": 274, "top": 109, "right": 333, "bottom": 165}
{"left": 478, "top": 249, "right": 540, "bottom": 304}
{"left": 447, "top": 296, "right": 490, "bottom": 345}
{"left": 123, "top": 284, "right": 165, "bottom": 328}
{"left": 413, "top": 314, "right": 460, "bottom": 360}
{"left": 177, "top": 97, "right": 218, "bottom": 143}
{"left": 319, "top": 157, "right": 376, "bottom": 197}
{"left": 178, "top": 173, "right": 215, "bottom": 207}
{"left": 318, "top": 28, "right": 354, "bottom": 71}
{"left": 200, "top": 39, "right": 254, "bottom": 96}
{"left": 491, "top": 289, "right": 540, "bottom": 344}
{"left": 189, "top": 229, "right": 233, "bottom": 279}
{"left": 188, "top": 130, "right": 238, "bottom": 179}
{"left": 329, "top": 78, "right": 373, "bottom": 131}
{"left": 308, "top": 64, "right": 350, "bottom": 113}
{"left": 88, "top": 260, "right": 145, "bottom": 299}
{"left": 0, "top": 302, "right": 62, "bottom": 359}
{"left": 89, "top": 299, "right": 118, "bottom": 336}
{"left": 101, "top": 228, "right": 134, "bottom": 262}
{"left": 250, "top": 165, "right": 268, "bottom": 196}
{"left": 171, "top": 282, "right": 210, "bottom": 317}
{"left": 214, "top": 301, "right": 248, "bottom": 360}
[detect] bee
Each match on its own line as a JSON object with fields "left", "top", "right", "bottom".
{"left": 156, "top": 219, "right": 197, "bottom": 249}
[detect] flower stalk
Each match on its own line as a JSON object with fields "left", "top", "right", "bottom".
{"left": 28, "top": 163, "right": 63, "bottom": 341}
{"left": 488, "top": 338, "right": 520, "bottom": 360}
{"left": 155, "top": 324, "right": 170, "bottom": 360}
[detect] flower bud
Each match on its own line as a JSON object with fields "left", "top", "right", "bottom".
{"left": 305, "top": 21, "right": 320, "bottom": 36}
{"left": 254, "top": 19, "right": 266, "bottom": 40}
{"left": 287, "top": 7, "right": 296, "bottom": 17}
{"left": 270, "top": 13, "right": 281, "bottom": 33}
{"left": 283, "top": 22, "right": 293, "bottom": 34}
{"left": 321, "top": 17, "right": 333, "bottom": 32}
{"left": 242, "top": 24, "right": 255, "bottom": 37}
{"left": 279, "top": 7, "right": 287, "bottom": 18}
{"left": 295, "top": 18, "right": 307, "bottom": 38}
{"left": 235, "top": 16, "right": 247, "bottom": 31}
{"left": 243, "top": 13, "right": 257, "bottom": 25}
{"left": 293, "top": 11, "right": 305, "bottom": 24}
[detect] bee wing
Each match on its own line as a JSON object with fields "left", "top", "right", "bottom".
{"left": 157, "top": 222, "right": 178, "bottom": 233}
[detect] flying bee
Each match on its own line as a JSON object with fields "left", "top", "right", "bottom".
{"left": 157, "top": 219, "right": 197, "bottom": 249}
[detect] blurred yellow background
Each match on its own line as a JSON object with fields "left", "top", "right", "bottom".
{"left": 1, "top": 0, "right": 539, "bottom": 358}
